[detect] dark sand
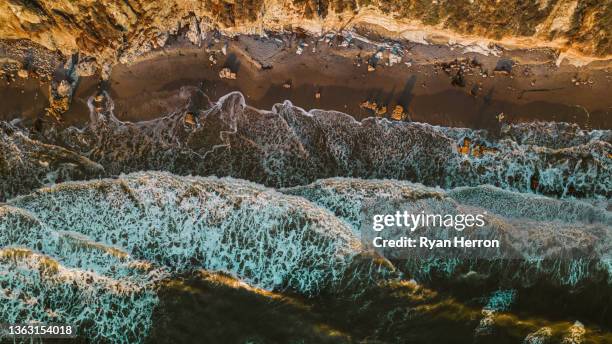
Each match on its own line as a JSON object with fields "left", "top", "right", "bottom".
{"left": 3, "top": 33, "right": 612, "bottom": 130}
{"left": 0, "top": 77, "right": 49, "bottom": 122}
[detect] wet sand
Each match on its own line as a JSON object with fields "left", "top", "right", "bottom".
{"left": 3, "top": 33, "right": 612, "bottom": 130}
{"left": 102, "top": 35, "right": 610, "bottom": 130}
{"left": 0, "top": 77, "right": 49, "bottom": 122}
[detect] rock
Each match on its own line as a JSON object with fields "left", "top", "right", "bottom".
{"left": 474, "top": 309, "right": 496, "bottom": 337}
{"left": 155, "top": 32, "right": 169, "bottom": 48}
{"left": 389, "top": 53, "right": 402, "bottom": 66}
{"left": 93, "top": 93, "right": 106, "bottom": 112}
{"left": 376, "top": 105, "right": 387, "bottom": 116}
{"left": 76, "top": 59, "right": 97, "bottom": 77}
{"left": 451, "top": 70, "right": 465, "bottom": 87}
{"left": 100, "top": 63, "right": 112, "bottom": 80}
{"left": 561, "top": 321, "right": 585, "bottom": 344}
{"left": 186, "top": 16, "right": 201, "bottom": 47}
{"left": 219, "top": 68, "right": 236, "bottom": 80}
{"left": 360, "top": 100, "right": 378, "bottom": 111}
{"left": 56, "top": 80, "right": 72, "bottom": 97}
{"left": 367, "top": 65, "right": 376, "bottom": 72}
{"left": 17, "top": 69, "right": 28, "bottom": 78}
{"left": 391, "top": 105, "right": 405, "bottom": 121}
{"left": 458, "top": 137, "right": 471, "bottom": 155}
{"left": 494, "top": 58, "right": 514, "bottom": 74}
{"left": 184, "top": 112, "right": 197, "bottom": 126}
{"left": 471, "top": 144, "right": 498, "bottom": 157}
{"left": 524, "top": 327, "right": 553, "bottom": 344}
{"left": 94, "top": 94, "right": 105, "bottom": 103}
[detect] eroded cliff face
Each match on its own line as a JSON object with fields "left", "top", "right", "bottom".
{"left": 0, "top": 0, "right": 610, "bottom": 69}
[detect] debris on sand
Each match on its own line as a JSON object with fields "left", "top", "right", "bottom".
{"left": 496, "top": 112, "right": 505, "bottom": 122}
{"left": 315, "top": 90, "right": 321, "bottom": 99}
{"left": 219, "top": 67, "right": 236, "bottom": 79}
{"left": 283, "top": 80, "right": 292, "bottom": 89}
{"left": 367, "top": 65, "right": 376, "bottom": 72}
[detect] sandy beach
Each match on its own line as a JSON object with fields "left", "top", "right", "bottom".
{"left": 3, "top": 32, "right": 610, "bottom": 131}
{"left": 59, "top": 32, "right": 612, "bottom": 131}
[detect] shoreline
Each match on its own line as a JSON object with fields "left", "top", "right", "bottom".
{"left": 100, "top": 33, "right": 612, "bottom": 130}
{"left": 2, "top": 31, "right": 612, "bottom": 131}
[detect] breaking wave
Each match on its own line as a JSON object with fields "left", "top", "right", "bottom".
{"left": 1, "top": 172, "right": 394, "bottom": 342}
{"left": 8, "top": 172, "right": 380, "bottom": 293}
{"left": 1, "top": 172, "right": 610, "bottom": 341}
{"left": 284, "top": 178, "right": 611, "bottom": 286}
{"left": 1, "top": 90, "right": 609, "bottom": 200}
{"left": 0, "top": 90, "right": 610, "bottom": 341}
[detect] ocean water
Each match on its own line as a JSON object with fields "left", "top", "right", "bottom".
{"left": 0, "top": 91, "right": 610, "bottom": 343}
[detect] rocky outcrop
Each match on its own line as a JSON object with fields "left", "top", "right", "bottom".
{"left": 0, "top": 0, "right": 610, "bottom": 70}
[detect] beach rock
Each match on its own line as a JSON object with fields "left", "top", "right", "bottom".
{"left": 388, "top": 52, "right": 402, "bottom": 66}
{"left": 76, "top": 59, "right": 97, "bottom": 77}
{"left": 524, "top": 327, "right": 553, "bottom": 344}
{"left": 561, "top": 322, "right": 586, "bottom": 344}
{"left": 184, "top": 112, "right": 197, "bottom": 126}
{"left": 56, "top": 80, "right": 72, "bottom": 97}
{"left": 219, "top": 68, "right": 236, "bottom": 79}
{"left": 474, "top": 309, "right": 496, "bottom": 339}
{"left": 391, "top": 105, "right": 405, "bottom": 121}
{"left": 360, "top": 100, "right": 378, "bottom": 111}
{"left": 17, "top": 69, "right": 28, "bottom": 78}
{"left": 185, "top": 16, "right": 201, "bottom": 47}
